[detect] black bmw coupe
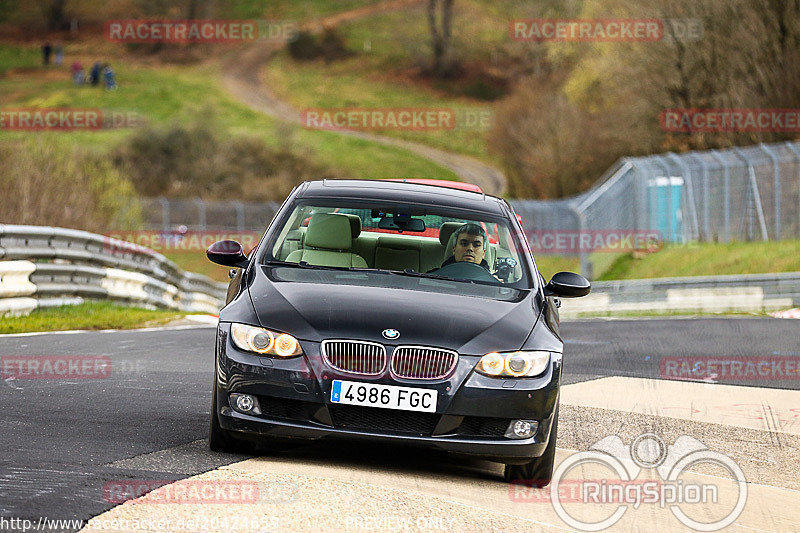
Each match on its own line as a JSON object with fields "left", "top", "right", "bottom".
{"left": 206, "top": 179, "right": 590, "bottom": 486}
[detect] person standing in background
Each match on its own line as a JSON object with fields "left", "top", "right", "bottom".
{"left": 89, "top": 62, "right": 100, "bottom": 86}
{"left": 42, "top": 42, "right": 52, "bottom": 66}
{"left": 71, "top": 61, "right": 84, "bottom": 84}
{"left": 103, "top": 64, "right": 117, "bottom": 90}
{"left": 54, "top": 43, "right": 63, "bottom": 66}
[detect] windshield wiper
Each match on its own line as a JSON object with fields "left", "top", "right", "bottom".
{"left": 264, "top": 259, "right": 315, "bottom": 268}
{"left": 266, "top": 261, "right": 482, "bottom": 283}
{"left": 389, "top": 269, "right": 461, "bottom": 282}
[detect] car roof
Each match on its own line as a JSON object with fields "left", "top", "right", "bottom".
{"left": 295, "top": 179, "right": 507, "bottom": 216}
{"left": 380, "top": 178, "right": 484, "bottom": 193}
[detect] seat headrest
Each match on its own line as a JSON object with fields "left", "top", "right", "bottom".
{"left": 439, "top": 222, "right": 465, "bottom": 246}
{"left": 341, "top": 214, "right": 362, "bottom": 238}
{"left": 305, "top": 213, "right": 353, "bottom": 250}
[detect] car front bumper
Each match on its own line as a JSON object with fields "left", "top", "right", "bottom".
{"left": 214, "top": 325, "right": 560, "bottom": 463}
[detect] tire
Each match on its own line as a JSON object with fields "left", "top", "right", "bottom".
{"left": 504, "top": 406, "right": 559, "bottom": 487}
{"left": 208, "top": 383, "right": 252, "bottom": 453}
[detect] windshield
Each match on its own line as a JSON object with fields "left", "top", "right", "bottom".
{"left": 261, "top": 200, "right": 533, "bottom": 289}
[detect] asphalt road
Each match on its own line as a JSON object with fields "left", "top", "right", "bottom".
{"left": 0, "top": 318, "right": 797, "bottom": 531}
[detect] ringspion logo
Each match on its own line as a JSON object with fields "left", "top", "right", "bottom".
{"left": 547, "top": 433, "right": 747, "bottom": 531}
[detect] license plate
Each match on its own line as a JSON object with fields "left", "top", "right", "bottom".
{"left": 330, "top": 380, "right": 437, "bottom": 413}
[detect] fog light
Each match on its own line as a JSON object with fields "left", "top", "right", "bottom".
{"left": 505, "top": 419, "right": 538, "bottom": 439}
{"left": 230, "top": 393, "right": 261, "bottom": 415}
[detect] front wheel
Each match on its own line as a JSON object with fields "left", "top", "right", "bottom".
{"left": 504, "top": 406, "right": 559, "bottom": 487}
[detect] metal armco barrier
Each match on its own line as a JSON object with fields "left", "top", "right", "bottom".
{"left": 0, "top": 225, "right": 227, "bottom": 317}
{"left": 559, "top": 272, "right": 800, "bottom": 317}
{"left": 138, "top": 141, "right": 800, "bottom": 279}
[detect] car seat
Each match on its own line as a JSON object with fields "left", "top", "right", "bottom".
{"left": 286, "top": 213, "right": 368, "bottom": 267}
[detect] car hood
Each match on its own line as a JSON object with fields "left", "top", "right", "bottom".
{"left": 247, "top": 266, "right": 541, "bottom": 354}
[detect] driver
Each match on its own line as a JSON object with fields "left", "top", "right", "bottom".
{"left": 441, "top": 223, "right": 492, "bottom": 270}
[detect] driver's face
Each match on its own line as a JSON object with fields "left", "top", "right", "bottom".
{"left": 452, "top": 232, "right": 485, "bottom": 264}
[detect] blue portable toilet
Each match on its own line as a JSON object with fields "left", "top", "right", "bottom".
{"left": 648, "top": 176, "right": 683, "bottom": 242}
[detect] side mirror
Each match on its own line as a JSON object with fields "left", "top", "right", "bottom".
{"left": 545, "top": 271, "right": 591, "bottom": 298}
{"left": 206, "top": 240, "right": 249, "bottom": 268}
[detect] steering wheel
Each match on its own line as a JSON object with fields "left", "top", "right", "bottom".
{"left": 432, "top": 260, "right": 499, "bottom": 283}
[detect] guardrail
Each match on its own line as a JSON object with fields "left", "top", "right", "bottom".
{"left": 560, "top": 272, "right": 800, "bottom": 317}
{"left": 0, "top": 225, "right": 228, "bottom": 317}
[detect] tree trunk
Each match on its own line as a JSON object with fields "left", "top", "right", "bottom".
{"left": 428, "top": 0, "right": 454, "bottom": 77}
{"left": 45, "top": 0, "right": 68, "bottom": 31}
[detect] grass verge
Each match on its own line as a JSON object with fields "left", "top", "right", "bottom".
{"left": 536, "top": 241, "right": 800, "bottom": 282}
{"left": 223, "top": 0, "right": 380, "bottom": 19}
{"left": 596, "top": 241, "right": 800, "bottom": 281}
{"left": 163, "top": 252, "right": 233, "bottom": 282}
{"left": 0, "top": 302, "right": 184, "bottom": 334}
{"left": 0, "top": 43, "right": 456, "bottom": 181}
{"left": 261, "top": 0, "right": 529, "bottom": 165}
{"left": 265, "top": 51, "right": 495, "bottom": 163}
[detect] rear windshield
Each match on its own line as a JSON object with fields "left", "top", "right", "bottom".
{"left": 260, "top": 199, "right": 534, "bottom": 289}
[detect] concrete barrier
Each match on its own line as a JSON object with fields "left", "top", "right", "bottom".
{"left": 560, "top": 272, "right": 800, "bottom": 317}
{"left": 0, "top": 225, "right": 227, "bottom": 317}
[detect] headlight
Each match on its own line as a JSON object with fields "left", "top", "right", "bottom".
{"left": 230, "top": 323, "right": 303, "bottom": 357}
{"left": 476, "top": 351, "right": 551, "bottom": 377}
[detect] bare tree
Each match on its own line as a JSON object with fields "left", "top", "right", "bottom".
{"left": 427, "top": 0, "right": 454, "bottom": 77}
{"left": 41, "top": 0, "right": 69, "bottom": 30}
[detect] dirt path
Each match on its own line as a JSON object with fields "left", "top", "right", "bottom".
{"left": 219, "top": 0, "right": 507, "bottom": 196}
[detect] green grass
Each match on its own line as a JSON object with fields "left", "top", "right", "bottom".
{"left": 533, "top": 251, "right": 623, "bottom": 282}
{"left": 0, "top": 44, "right": 38, "bottom": 75}
{"left": 534, "top": 241, "right": 800, "bottom": 282}
{"left": 0, "top": 302, "right": 184, "bottom": 334}
{"left": 0, "top": 44, "right": 456, "bottom": 179}
{"left": 533, "top": 255, "right": 581, "bottom": 282}
{"left": 163, "top": 251, "right": 232, "bottom": 282}
{"left": 261, "top": 0, "right": 526, "bottom": 165}
{"left": 596, "top": 241, "right": 800, "bottom": 281}
{"left": 265, "top": 52, "right": 494, "bottom": 163}
{"left": 222, "top": 0, "right": 379, "bottom": 19}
